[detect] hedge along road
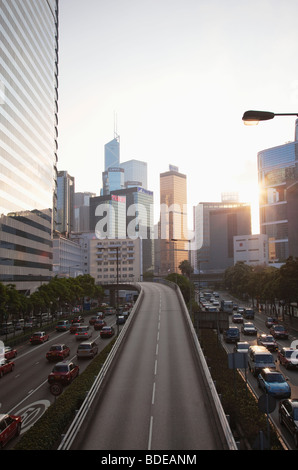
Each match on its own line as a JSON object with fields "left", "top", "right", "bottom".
{"left": 74, "top": 282, "right": 224, "bottom": 451}
{"left": 0, "top": 313, "right": 118, "bottom": 445}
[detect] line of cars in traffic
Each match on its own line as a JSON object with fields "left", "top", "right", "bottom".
{"left": 223, "top": 308, "right": 298, "bottom": 447}
{"left": 0, "top": 309, "right": 123, "bottom": 448}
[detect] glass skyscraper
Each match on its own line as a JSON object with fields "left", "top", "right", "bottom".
{"left": 119, "top": 159, "right": 148, "bottom": 189}
{"left": 258, "top": 120, "right": 298, "bottom": 263}
{"left": 104, "top": 135, "right": 120, "bottom": 170}
{"left": 159, "top": 167, "right": 188, "bottom": 275}
{"left": 1, "top": 0, "right": 59, "bottom": 292}
{"left": 56, "top": 171, "right": 75, "bottom": 235}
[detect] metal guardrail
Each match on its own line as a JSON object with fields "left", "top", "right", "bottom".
{"left": 157, "top": 279, "right": 238, "bottom": 450}
{"left": 58, "top": 283, "right": 143, "bottom": 450}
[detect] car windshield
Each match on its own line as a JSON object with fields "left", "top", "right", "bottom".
{"left": 266, "top": 373, "right": 285, "bottom": 383}
{"left": 285, "top": 350, "right": 296, "bottom": 358}
{"left": 53, "top": 365, "right": 69, "bottom": 373}
{"left": 275, "top": 326, "right": 284, "bottom": 331}
{"left": 293, "top": 408, "right": 298, "bottom": 420}
{"left": 256, "top": 355, "right": 273, "bottom": 363}
{"left": 50, "top": 346, "right": 61, "bottom": 351}
{"left": 78, "top": 344, "right": 90, "bottom": 349}
{"left": 262, "top": 336, "right": 274, "bottom": 342}
{"left": 238, "top": 344, "right": 248, "bottom": 350}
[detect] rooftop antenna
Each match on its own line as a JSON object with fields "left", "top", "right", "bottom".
{"left": 114, "top": 111, "right": 119, "bottom": 141}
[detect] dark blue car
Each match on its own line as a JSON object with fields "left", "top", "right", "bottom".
{"left": 223, "top": 327, "right": 240, "bottom": 343}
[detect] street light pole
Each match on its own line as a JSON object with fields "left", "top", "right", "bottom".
{"left": 242, "top": 110, "right": 298, "bottom": 125}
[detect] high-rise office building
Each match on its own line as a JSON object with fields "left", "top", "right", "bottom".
{"left": 194, "top": 200, "right": 251, "bottom": 272}
{"left": 258, "top": 119, "right": 298, "bottom": 264}
{"left": 1, "top": 0, "right": 59, "bottom": 292}
{"left": 119, "top": 159, "right": 148, "bottom": 189}
{"left": 73, "top": 192, "right": 96, "bottom": 232}
{"left": 104, "top": 135, "right": 120, "bottom": 170}
{"left": 56, "top": 171, "right": 75, "bottom": 236}
{"left": 102, "top": 134, "right": 122, "bottom": 195}
{"left": 159, "top": 166, "right": 188, "bottom": 275}
{"left": 102, "top": 135, "right": 147, "bottom": 195}
{"left": 102, "top": 167, "right": 125, "bottom": 195}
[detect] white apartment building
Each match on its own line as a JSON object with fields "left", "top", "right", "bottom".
{"left": 89, "top": 237, "right": 143, "bottom": 284}
{"left": 233, "top": 234, "right": 268, "bottom": 266}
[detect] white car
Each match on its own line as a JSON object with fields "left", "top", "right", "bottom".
{"left": 234, "top": 341, "right": 249, "bottom": 354}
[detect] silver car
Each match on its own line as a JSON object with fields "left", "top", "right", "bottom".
{"left": 75, "top": 326, "right": 92, "bottom": 341}
{"left": 77, "top": 341, "right": 98, "bottom": 359}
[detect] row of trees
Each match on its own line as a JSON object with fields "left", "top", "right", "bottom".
{"left": 0, "top": 275, "right": 105, "bottom": 323}
{"left": 224, "top": 256, "right": 298, "bottom": 316}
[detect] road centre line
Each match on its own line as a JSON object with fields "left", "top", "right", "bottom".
{"left": 148, "top": 416, "right": 153, "bottom": 450}
{"left": 152, "top": 382, "right": 156, "bottom": 405}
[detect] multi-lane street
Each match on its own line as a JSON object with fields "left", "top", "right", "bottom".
{"left": 2, "top": 284, "right": 298, "bottom": 450}
{"left": 218, "top": 292, "right": 298, "bottom": 450}
{"left": 0, "top": 313, "right": 117, "bottom": 448}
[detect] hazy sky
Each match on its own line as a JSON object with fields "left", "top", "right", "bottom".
{"left": 57, "top": 0, "right": 298, "bottom": 232}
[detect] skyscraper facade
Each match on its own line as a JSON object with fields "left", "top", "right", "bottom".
{"left": 102, "top": 167, "right": 125, "bottom": 195}
{"left": 258, "top": 120, "right": 298, "bottom": 264}
{"left": 104, "top": 135, "right": 120, "bottom": 170}
{"left": 56, "top": 171, "right": 75, "bottom": 236}
{"left": 119, "top": 159, "right": 148, "bottom": 189}
{"left": 1, "top": 0, "right": 59, "bottom": 292}
{"left": 159, "top": 167, "right": 188, "bottom": 275}
{"left": 73, "top": 192, "right": 96, "bottom": 232}
{"left": 194, "top": 200, "right": 251, "bottom": 272}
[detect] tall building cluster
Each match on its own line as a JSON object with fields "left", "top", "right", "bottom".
{"left": 1, "top": 0, "right": 298, "bottom": 294}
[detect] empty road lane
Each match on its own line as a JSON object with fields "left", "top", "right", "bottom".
{"left": 75, "top": 282, "right": 223, "bottom": 450}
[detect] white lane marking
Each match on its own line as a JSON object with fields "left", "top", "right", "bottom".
{"left": 148, "top": 416, "right": 153, "bottom": 450}
{"left": 152, "top": 382, "right": 156, "bottom": 405}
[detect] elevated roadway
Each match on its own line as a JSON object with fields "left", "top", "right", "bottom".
{"left": 71, "top": 282, "right": 236, "bottom": 450}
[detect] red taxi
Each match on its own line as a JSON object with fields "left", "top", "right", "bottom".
{"left": 48, "top": 361, "right": 79, "bottom": 385}
{"left": 30, "top": 331, "right": 49, "bottom": 345}
{"left": 0, "top": 414, "right": 22, "bottom": 448}
{"left": 4, "top": 346, "right": 17, "bottom": 360}
{"left": 94, "top": 319, "right": 107, "bottom": 330}
{"left": 46, "top": 344, "right": 70, "bottom": 362}
{"left": 0, "top": 359, "right": 14, "bottom": 378}
{"left": 100, "top": 326, "right": 115, "bottom": 338}
{"left": 70, "top": 322, "right": 80, "bottom": 334}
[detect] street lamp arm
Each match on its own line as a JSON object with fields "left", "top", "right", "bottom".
{"left": 242, "top": 110, "right": 298, "bottom": 125}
